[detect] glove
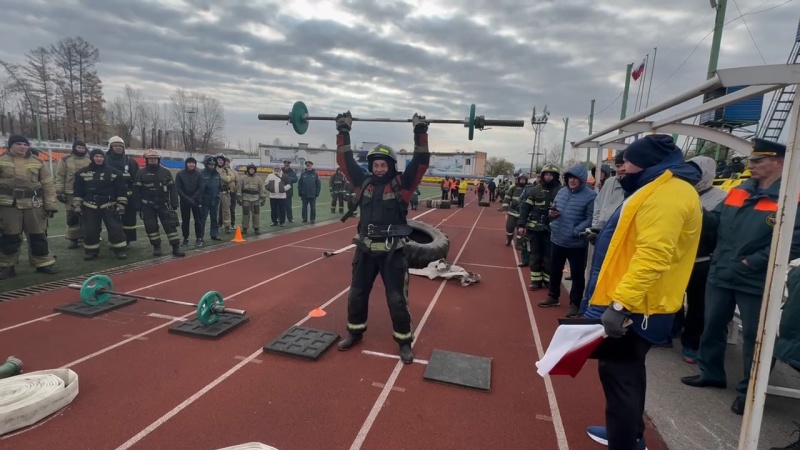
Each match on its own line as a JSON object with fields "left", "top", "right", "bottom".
{"left": 56, "top": 193, "right": 67, "bottom": 204}
{"left": 237, "top": 199, "right": 243, "bottom": 206}
{"left": 412, "top": 113, "right": 428, "bottom": 134}
{"left": 259, "top": 200, "right": 266, "bottom": 207}
{"left": 600, "top": 304, "right": 631, "bottom": 339}
{"left": 336, "top": 111, "right": 353, "bottom": 133}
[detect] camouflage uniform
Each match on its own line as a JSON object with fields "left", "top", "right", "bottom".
{"left": 216, "top": 154, "right": 236, "bottom": 232}
{"left": 55, "top": 140, "right": 90, "bottom": 248}
{"left": 0, "top": 135, "right": 58, "bottom": 279}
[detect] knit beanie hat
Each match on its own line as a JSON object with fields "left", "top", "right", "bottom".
{"left": 7, "top": 135, "right": 29, "bottom": 147}
{"left": 623, "top": 135, "right": 676, "bottom": 169}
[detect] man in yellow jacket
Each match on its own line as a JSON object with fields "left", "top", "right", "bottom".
{"left": 582, "top": 135, "right": 702, "bottom": 450}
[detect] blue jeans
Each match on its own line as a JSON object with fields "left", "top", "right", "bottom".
{"left": 200, "top": 197, "right": 219, "bottom": 239}
{"left": 302, "top": 197, "right": 317, "bottom": 222}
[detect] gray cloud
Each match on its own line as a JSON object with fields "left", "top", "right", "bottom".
{"left": 0, "top": 0, "right": 795, "bottom": 167}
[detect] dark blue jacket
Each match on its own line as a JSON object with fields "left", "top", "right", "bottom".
{"left": 201, "top": 168, "right": 221, "bottom": 202}
{"left": 298, "top": 169, "right": 321, "bottom": 198}
{"left": 549, "top": 165, "right": 596, "bottom": 248}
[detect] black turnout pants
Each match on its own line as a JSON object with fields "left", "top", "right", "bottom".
{"left": 595, "top": 331, "right": 652, "bottom": 450}
{"left": 142, "top": 205, "right": 179, "bottom": 247}
{"left": 346, "top": 247, "right": 413, "bottom": 344}
{"left": 82, "top": 206, "right": 126, "bottom": 255}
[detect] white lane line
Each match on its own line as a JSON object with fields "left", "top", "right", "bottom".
{"left": 350, "top": 203, "right": 483, "bottom": 450}
{"left": 111, "top": 203, "right": 445, "bottom": 449}
{"left": 0, "top": 313, "right": 61, "bottom": 333}
{"left": 458, "top": 262, "right": 517, "bottom": 270}
{"left": 115, "top": 286, "right": 352, "bottom": 450}
{"left": 0, "top": 224, "right": 352, "bottom": 333}
{"left": 361, "top": 350, "right": 429, "bottom": 365}
{"left": 61, "top": 256, "right": 326, "bottom": 370}
{"left": 512, "top": 247, "right": 568, "bottom": 450}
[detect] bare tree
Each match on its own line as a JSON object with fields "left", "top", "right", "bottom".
{"left": 50, "top": 37, "right": 80, "bottom": 138}
{"left": 22, "top": 47, "right": 55, "bottom": 139}
{"left": 170, "top": 88, "right": 200, "bottom": 153}
{"left": 108, "top": 84, "right": 143, "bottom": 145}
{"left": 197, "top": 95, "right": 225, "bottom": 152}
{"left": 83, "top": 72, "right": 106, "bottom": 143}
{"left": 72, "top": 37, "right": 100, "bottom": 138}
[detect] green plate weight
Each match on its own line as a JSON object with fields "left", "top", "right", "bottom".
{"left": 468, "top": 104, "right": 476, "bottom": 140}
{"left": 291, "top": 101, "right": 309, "bottom": 135}
{"left": 81, "top": 274, "right": 114, "bottom": 306}
{"left": 197, "top": 291, "right": 224, "bottom": 326}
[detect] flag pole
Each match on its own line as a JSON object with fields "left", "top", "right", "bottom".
{"left": 645, "top": 47, "right": 658, "bottom": 109}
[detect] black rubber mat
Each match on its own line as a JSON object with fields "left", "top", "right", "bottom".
{"left": 262, "top": 326, "right": 340, "bottom": 361}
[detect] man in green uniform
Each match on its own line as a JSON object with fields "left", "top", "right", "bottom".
{"left": 517, "top": 164, "right": 562, "bottom": 290}
{"left": 132, "top": 149, "right": 185, "bottom": 258}
{"left": 0, "top": 135, "right": 58, "bottom": 279}
{"left": 681, "top": 139, "right": 800, "bottom": 416}
{"left": 330, "top": 167, "right": 346, "bottom": 214}
{"left": 501, "top": 174, "right": 530, "bottom": 247}
{"left": 55, "top": 139, "right": 90, "bottom": 249}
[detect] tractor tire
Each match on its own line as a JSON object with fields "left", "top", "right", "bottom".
{"left": 404, "top": 219, "right": 450, "bottom": 269}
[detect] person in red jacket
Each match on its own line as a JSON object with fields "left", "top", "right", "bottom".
{"left": 334, "top": 111, "right": 430, "bottom": 364}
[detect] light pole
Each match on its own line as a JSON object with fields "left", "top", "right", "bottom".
{"left": 529, "top": 106, "right": 550, "bottom": 175}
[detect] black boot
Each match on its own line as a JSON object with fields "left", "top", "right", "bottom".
{"left": 399, "top": 343, "right": 414, "bottom": 364}
{"left": 153, "top": 246, "right": 162, "bottom": 257}
{"left": 115, "top": 250, "right": 127, "bottom": 260}
{"left": 0, "top": 266, "right": 16, "bottom": 280}
{"left": 84, "top": 253, "right": 98, "bottom": 261}
{"left": 172, "top": 244, "right": 185, "bottom": 257}
{"left": 36, "top": 265, "right": 57, "bottom": 274}
{"left": 528, "top": 281, "right": 542, "bottom": 290}
{"left": 337, "top": 333, "right": 363, "bottom": 351}
{"left": 67, "top": 239, "right": 80, "bottom": 249}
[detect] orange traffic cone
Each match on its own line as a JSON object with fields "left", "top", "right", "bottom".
{"left": 231, "top": 226, "right": 246, "bottom": 243}
{"left": 308, "top": 308, "right": 326, "bottom": 318}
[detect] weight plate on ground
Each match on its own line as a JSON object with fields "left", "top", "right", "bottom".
{"left": 291, "top": 101, "right": 309, "bottom": 135}
{"left": 468, "top": 104, "right": 476, "bottom": 140}
{"left": 197, "top": 291, "right": 224, "bottom": 326}
{"left": 81, "top": 274, "right": 114, "bottom": 306}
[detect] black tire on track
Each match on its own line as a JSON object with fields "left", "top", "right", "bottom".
{"left": 403, "top": 219, "right": 450, "bottom": 269}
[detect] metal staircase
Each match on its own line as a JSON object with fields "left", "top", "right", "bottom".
{"left": 757, "top": 21, "right": 800, "bottom": 142}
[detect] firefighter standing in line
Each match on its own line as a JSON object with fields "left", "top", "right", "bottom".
{"left": 0, "top": 135, "right": 58, "bottom": 279}
{"left": 132, "top": 149, "right": 185, "bottom": 257}
{"left": 72, "top": 149, "right": 128, "bottom": 260}
{"left": 226, "top": 158, "right": 239, "bottom": 229}
{"left": 55, "top": 140, "right": 90, "bottom": 249}
{"left": 333, "top": 111, "right": 430, "bottom": 364}
{"left": 517, "top": 164, "right": 562, "bottom": 290}
{"left": 105, "top": 136, "right": 139, "bottom": 243}
{"left": 237, "top": 163, "right": 266, "bottom": 234}
{"left": 501, "top": 174, "right": 530, "bottom": 246}
{"left": 216, "top": 154, "right": 236, "bottom": 233}
{"left": 330, "top": 167, "right": 346, "bottom": 213}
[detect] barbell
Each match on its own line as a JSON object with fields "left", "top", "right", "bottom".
{"left": 257, "top": 101, "right": 525, "bottom": 140}
{"left": 68, "top": 274, "right": 246, "bottom": 326}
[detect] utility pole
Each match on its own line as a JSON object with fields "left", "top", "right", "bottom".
{"left": 529, "top": 106, "right": 550, "bottom": 176}
{"left": 707, "top": 0, "right": 728, "bottom": 160}
{"left": 560, "top": 117, "right": 569, "bottom": 166}
{"left": 585, "top": 99, "right": 595, "bottom": 167}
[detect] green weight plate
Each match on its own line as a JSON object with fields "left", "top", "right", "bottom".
{"left": 81, "top": 274, "right": 113, "bottom": 306}
{"left": 197, "top": 291, "right": 224, "bottom": 326}
{"left": 468, "top": 104, "right": 476, "bottom": 141}
{"left": 291, "top": 101, "right": 309, "bottom": 135}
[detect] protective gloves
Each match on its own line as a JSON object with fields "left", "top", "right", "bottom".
{"left": 600, "top": 302, "right": 631, "bottom": 339}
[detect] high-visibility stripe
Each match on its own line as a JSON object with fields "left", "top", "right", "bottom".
{"left": 754, "top": 198, "right": 778, "bottom": 212}
{"left": 724, "top": 189, "right": 749, "bottom": 207}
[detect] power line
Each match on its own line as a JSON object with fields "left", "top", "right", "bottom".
{"left": 731, "top": 0, "right": 768, "bottom": 64}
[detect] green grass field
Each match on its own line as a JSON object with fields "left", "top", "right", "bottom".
{"left": 3, "top": 179, "right": 442, "bottom": 293}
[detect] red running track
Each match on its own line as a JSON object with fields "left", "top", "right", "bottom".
{"left": 0, "top": 201, "right": 668, "bottom": 450}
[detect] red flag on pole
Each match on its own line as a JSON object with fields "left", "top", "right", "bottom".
{"left": 536, "top": 324, "right": 606, "bottom": 378}
{"left": 632, "top": 59, "right": 646, "bottom": 81}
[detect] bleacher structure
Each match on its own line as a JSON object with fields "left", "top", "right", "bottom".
{"left": 757, "top": 21, "right": 800, "bottom": 142}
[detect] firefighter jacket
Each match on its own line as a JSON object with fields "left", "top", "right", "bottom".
{"left": 132, "top": 166, "right": 179, "bottom": 209}
{"left": 518, "top": 181, "right": 562, "bottom": 231}
{"left": 55, "top": 152, "right": 90, "bottom": 195}
{"left": 218, "top": 167, "right": 237, "bottom": 193}
{"left": 330, "top": 172, "right": 346, "bottom": 193}
{"left": 238, "top": 173, "right": 266, "bottom": 203}
{"left": 502, "top": 184, "right": 528, "bottom": 217}
{"left": 73, "top": 163, "right": 128, "bottom": 210}
{"left": 706, "top": 178, "right": 800, "bottom": 296}
{"left": 0, "top": 151, "right": 57, "bottom": 211}
{"left": 105, "top": 150, "right": 139, "bottom": 194}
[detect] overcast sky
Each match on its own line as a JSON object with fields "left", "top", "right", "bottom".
{"left": 1, "top": 0, "right": 797, "bottom": 167}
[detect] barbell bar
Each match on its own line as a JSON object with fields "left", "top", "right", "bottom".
{"left": 257, "top": 101, "right": 525, "bottom": 140}
{"left": 68, "top": 274, "right": 246, "bottom": 326}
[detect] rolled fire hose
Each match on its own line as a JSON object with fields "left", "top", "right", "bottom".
{"left": 0, "top": 357, "right": 23, "bottom": 379}
{"left": 0, "top": 369, "right": 79, "bottom": 436}
{"left": 218, "top": 444, "right": 279, "bottom": 450}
